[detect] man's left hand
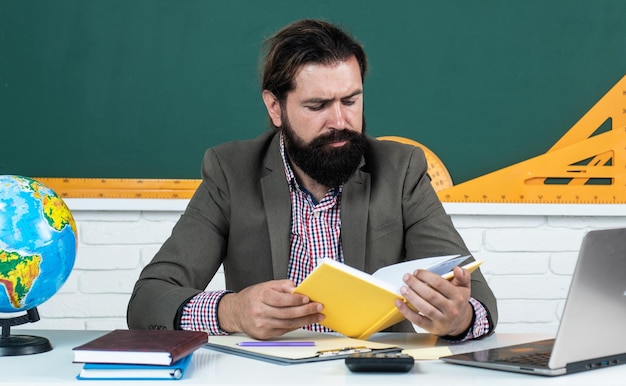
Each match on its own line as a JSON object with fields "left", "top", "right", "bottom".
{"left": 395, "top": 265, "right": 473, "bottom": 337}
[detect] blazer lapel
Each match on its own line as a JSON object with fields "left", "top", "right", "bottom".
{"left": 261, "top": 133, "right": 292, "bottom": 279}
{"left": 341, "top": 166, "right": 370, "bottom": 271}
{"left": 260, "top": 133, "right": 372, "bottom": 277}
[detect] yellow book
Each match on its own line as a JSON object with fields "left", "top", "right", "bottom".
{"left": 293, "top": 255, "right": 483, "bottom": 340}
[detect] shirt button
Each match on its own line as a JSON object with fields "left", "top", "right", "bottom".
{"left": 312, "top": 211, "right": 320, "bottom": 218}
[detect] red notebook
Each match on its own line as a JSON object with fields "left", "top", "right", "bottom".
{"left": 72, "top": 329, "right": 208, "bottom": 366}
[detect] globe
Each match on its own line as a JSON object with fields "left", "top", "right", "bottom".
{"left": 0, "top": 175, "right": 77, "bottom": 355}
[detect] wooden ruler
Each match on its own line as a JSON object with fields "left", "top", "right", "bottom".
{"left": 437, "top": 75, "right": 626, "bottom": 204}
{"left": 377, "top": 136, "right": 453, "bottom": 192}
{"left": 36, "top": 138, "right": 453, "bottom": 199}
{"left": 35, "top": 73, "right": 626, "bottom": 204}
{"left": 33, "top": 178, "right": 201, "bottom": 199}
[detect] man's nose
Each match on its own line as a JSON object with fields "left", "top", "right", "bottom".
{"left": 329, "top": 103, "right": 347, "bottom": 129}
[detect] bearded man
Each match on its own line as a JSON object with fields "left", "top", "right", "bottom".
{"left": 127, "top": 19, "right": 498, "bottom": 342}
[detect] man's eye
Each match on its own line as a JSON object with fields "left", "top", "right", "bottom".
{"left": 342, "top": 99, "right": 356, "bottom": 106}
{"left": 307, "top": 104, "right": 324, "bottom": 111}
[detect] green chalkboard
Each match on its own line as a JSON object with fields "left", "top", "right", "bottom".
{"left": 2, "top": 0, "right": 625, "bottom": 184}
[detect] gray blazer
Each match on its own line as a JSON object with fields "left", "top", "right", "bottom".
{"left": 127, "top": 131, "right": 498, "bottom": 333}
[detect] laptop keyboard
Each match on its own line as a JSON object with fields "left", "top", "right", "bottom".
{"left": 495, "top": 351, "right": 551, "bottom": 367}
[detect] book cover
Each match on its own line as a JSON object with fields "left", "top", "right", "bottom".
{"left": 72, "top": 329, "right": 208, "bottom": 366}
{"left": 77, "top": 353, "right": 193, "bottom": 380}
{"left": 292, "top": 255, "right": 481, "bottom": 340}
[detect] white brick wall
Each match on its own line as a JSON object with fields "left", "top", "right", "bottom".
{"left": 452, "top": 210, "right": 626, "bottom": 334}
{"left": 10, "top": 200, "right": 626, "bottom": 336}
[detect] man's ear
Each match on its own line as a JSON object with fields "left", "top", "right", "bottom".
{"left": 262, "top": 90, "right": 283, "bottom": 128}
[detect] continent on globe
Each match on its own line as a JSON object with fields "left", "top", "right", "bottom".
{"left": 30, "top": 179, "right": 77, "bottom": 234}
{"left": 0, "top": 250, "right": 42, "bottom": 309}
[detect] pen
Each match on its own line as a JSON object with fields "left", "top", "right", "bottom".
{"left": 237, "top": 341, "right": 316, "bottom": 347}
{"left": 316, "top": 346, "right": 372, "bottom": 357}
{"left": 441, "top": 260, "right": 483, "bottom": 280}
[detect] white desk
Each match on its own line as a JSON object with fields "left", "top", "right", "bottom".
{"left": 1, "top": 330, "right": 624, "bottom": 385}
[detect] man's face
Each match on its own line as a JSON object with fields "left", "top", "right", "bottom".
{"left": 264, "top": 56, "right": 366, "bottom": 187}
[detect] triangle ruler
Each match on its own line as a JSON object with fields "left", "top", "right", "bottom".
{"left": 437, "top": 75, "right": 626, "bottom": 204}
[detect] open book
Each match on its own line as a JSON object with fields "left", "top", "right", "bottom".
{"left": 292, "top": 255, "right": 482, "bottom": 340}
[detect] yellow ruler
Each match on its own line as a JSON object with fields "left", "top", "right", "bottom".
{"left": 35, "top": 73, "right": 626, "bottom": 204}
{"left": 437, "top": 75, "right": 626, "bottom": 204}
{"left": 33, "top": 178, "right": 201, "bottom": 199}
{"left": 36, "top": 138, "right": 453, "bottom": 199}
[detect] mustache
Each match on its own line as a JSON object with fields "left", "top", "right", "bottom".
{"left": 309, "top": 130, "right": 362, "bottom": 147}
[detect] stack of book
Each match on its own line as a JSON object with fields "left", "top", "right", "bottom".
{"left": 72, "top": 329, "right": 208, "bottom": 380}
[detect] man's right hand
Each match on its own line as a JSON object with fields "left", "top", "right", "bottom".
{"left": 217, "top": 279, "right": 325, "bottom": 340}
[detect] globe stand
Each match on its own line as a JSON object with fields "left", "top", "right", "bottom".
{"left": 0, "top": 307, "right": 52, "bottom": 356}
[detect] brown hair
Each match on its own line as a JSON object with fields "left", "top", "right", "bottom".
{"left": 260, "top": 19, "right": 367, "bottom": 103}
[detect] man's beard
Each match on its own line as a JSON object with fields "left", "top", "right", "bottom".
{"left": 282, "top": 114, "right": 367, "bottom": 188}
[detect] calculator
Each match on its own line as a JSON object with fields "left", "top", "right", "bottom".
{"left": 345, "top": 352, "right": 415, "bottom": 372}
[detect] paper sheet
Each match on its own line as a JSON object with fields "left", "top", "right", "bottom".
{"left": 402, "top": 346, "right": 453, "bottom": 360}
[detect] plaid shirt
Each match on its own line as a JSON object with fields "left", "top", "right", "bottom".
{"left": 282, "top": 135, "right": 342, "bottom": 333}
{"left": 180, "top": 133, "right": 489, "bottom": 340}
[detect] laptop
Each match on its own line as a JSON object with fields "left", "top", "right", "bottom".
{"left": 441, "top": 227, "right": 626, "bottom": 376}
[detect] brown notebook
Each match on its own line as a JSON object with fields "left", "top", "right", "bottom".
{"left": 72, "top": 329, "right": 208, "bottom": 365}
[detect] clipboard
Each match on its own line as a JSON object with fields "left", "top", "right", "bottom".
{"left": 203, "top": 331, "right": 401, "bottom": 365}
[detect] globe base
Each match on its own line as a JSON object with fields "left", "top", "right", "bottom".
{"left": 0, "top": 334, "right": 52, "bottom": 356}
{"left": 0, "top": 307, "right": 53, "bottom": 356}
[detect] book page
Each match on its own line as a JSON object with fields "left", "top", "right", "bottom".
{"left": 320, "top": 258, "right": 402, "bottom": 295}
{"left": 372, "top": 255, "right": 470, "bottom": 291}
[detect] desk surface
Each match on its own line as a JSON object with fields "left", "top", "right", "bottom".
{"left": 1, "top": 329, "right": 625, "bottom": 385}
